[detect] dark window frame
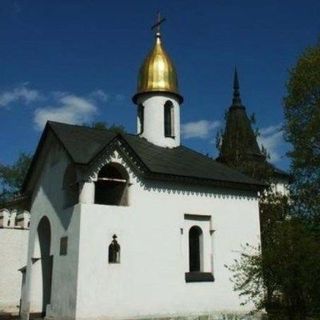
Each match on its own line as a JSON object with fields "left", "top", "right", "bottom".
{"left": 189, "top": 225, "right": 203, "bottom": 272}
{"left": 138, "top": 104, "right": 144, "bottom": 134}
{"left": 185, "top": 272, "right": 214, "bottom": 282}
{"left": 164, "top": 101, "right": 174, "bottom": 138}
{"left": 60, "top": 237, "right": 68, "bottom": 256}
{"left": 185, "top": 219, "right": 214, "bottom": 283}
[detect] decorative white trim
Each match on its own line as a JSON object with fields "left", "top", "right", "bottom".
{"left": 80, "top": 143, "right": 258, "bottom": 202}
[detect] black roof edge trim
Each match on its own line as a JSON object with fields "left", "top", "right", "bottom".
{"left": 145, "top": 171, "right": 265, "bottom": 192}
{"left": 92, "top": 135, "right": 265, "bottom": 192}
{"left": 79, "top": 134, "right": 151, "bottom": 180}
{"left": 21, "top": 122, "right": 75, "bottom": 193}
{"left": 21, "top": 123, "right": 50, "bottom": 193}
{"left": 115, "top": 136, "right": 264, "bottom": 191}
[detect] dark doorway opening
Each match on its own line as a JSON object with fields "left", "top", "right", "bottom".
{"left": 37, "top": 216, "right": 53, "bottom": 317}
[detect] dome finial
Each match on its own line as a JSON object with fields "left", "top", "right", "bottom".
{"left": 151, "top": 11, "right": 166, "bottom": 37}
{"left": 232, "top": 66, "right": 242, "bottom": 106}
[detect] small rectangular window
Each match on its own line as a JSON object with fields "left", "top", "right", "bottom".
{"left": 60, "top": 237, "right": 68, "bottom": 256}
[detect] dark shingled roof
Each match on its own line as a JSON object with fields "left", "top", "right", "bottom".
{"left": 124, "top": 134, "right": 262, "bottom": 185}
{"left": 49, "top": 121, "right": 117, "bottom": 164}
{"left": 46, "top": 121, "right": 264, "bottom": 190}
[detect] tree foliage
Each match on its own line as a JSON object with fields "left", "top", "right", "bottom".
{"left": 0, "top": 152, "right": 32, "bottom": 206}
{"left": 227, "top": 164, "right": 320, "bottom": 319}
{"left": 284, "top": 43, "right": 320, "bottom": 220}
{"left": 228, "top": 213, "right": 320, "bottom": 319}
{"left": 225, "top": 42, "right": 320, "bottom": 319}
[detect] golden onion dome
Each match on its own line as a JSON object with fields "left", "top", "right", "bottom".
{"left": 133, "top": 33, "right": 183, "bottom": 103}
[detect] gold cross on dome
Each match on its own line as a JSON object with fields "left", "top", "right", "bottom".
{"left": 151, "top": 12, "right": 166, "bottom": 33}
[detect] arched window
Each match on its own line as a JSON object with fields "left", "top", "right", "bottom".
{"left": 164, "top": 100, "right": 174, "bottom": 137}
{"left": 63, "top": 164, "right": 79, "bottom": 207}
{"left": 109, "top": 234, "right": 120, "bottom": 263}
{"left": 138, "top": 104, "right": 144, "bottom": 134}
{"left": 95, "top": 163, "right": 129, "bottom": 206}
{"left": 189, "top": 226, "right": 203, "bottom": 272}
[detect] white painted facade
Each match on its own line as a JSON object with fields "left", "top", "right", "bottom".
{"left": 0, "top": 209, "right": 30, "bottom": 315}
{"left": 20, "top": 134, "right": 81, "bottom": 319}
{"left": 14, "top": 28, "right": 270, "bottom": 320}
{"left": 136, "top": 93, "right": 181, "bottom": 148}
{"left": 19, "top": 136, "right": 261, "bottom": 320}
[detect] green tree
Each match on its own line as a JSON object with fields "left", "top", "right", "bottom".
{"left": 228, "top": 213, "right": 320, "bottom": 319}
{"left": 0, "top": 152, "right": 32, "bottom": 206}
{"left": 284, "top": 43, "right": 320, "bottom": 221}
{"left": 217, "top": 111, "right": 298, "bottom": 317}
{"left": 225, "top": 42, "right": 320, "bottom": 319}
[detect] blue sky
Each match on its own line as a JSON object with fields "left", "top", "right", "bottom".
{"left": 0, "top": 0, "right": 319, "bottom": 170}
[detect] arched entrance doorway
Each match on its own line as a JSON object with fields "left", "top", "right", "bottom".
{"left": 37, "top": 216, "right": 53, "bottom": 317}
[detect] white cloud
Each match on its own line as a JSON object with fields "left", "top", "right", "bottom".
{"left": 260, "top": 124, "right": 282, "bottom": 136}
{"left": 0, "top": 85, "right": 41, "bottom": 107}
{"left": 90, "top": 89, "right": 109, "bottom": 102}
{"left": 90, "top": 90, "right": 125, "bottom": 104}
{"left": 257, "top": 123, "right": 284, "bottom": 163}
{"left": 0, "top": 84, "right": 124, "bottom": 130}
{"left": 181, "top": 120, "right": 221, "bottom": 139}
{"left": 34, "top": 95, "right": 97, "bottom": 130}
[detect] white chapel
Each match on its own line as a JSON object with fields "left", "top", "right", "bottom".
{"left": 1, "top": 26, "right": 268, "bottom": 320}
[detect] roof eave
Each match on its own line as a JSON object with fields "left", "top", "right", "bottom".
{"left": 96, "top": 135, "right": 266, "bottom": 192}
{"left": 143, "top": 171, "right": 266, "bottom": 192}
{"left": 21, "top": 121, "right": 75, "bottom": 194}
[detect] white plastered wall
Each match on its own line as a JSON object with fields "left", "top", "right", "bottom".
{"left": 0, "top": 228, "right": 29, "bottom": 314}
{"left": 20, "top": 132, "right": 81, "bottom": 320}
{"left": 19, "top": 138, "right": 261, "bottom": 320}
{"left": 75, "top": 149, "right": 261, "bottom": 320}
{"left": 136, "top": 93, "right": 181, "bottom": 148}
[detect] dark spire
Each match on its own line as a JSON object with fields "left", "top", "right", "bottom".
{"left": 217, "top": 69, "right": 266, "bottom": 165}
{"left": 232, "top": 67, "right": 243, "bottom": 107}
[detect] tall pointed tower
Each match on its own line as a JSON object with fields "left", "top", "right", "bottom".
{"left": 132, "top": 24, "right": 183, "bottom": 148}
{"left": 218, "top": 69, "right": 266, "bottom": 165}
